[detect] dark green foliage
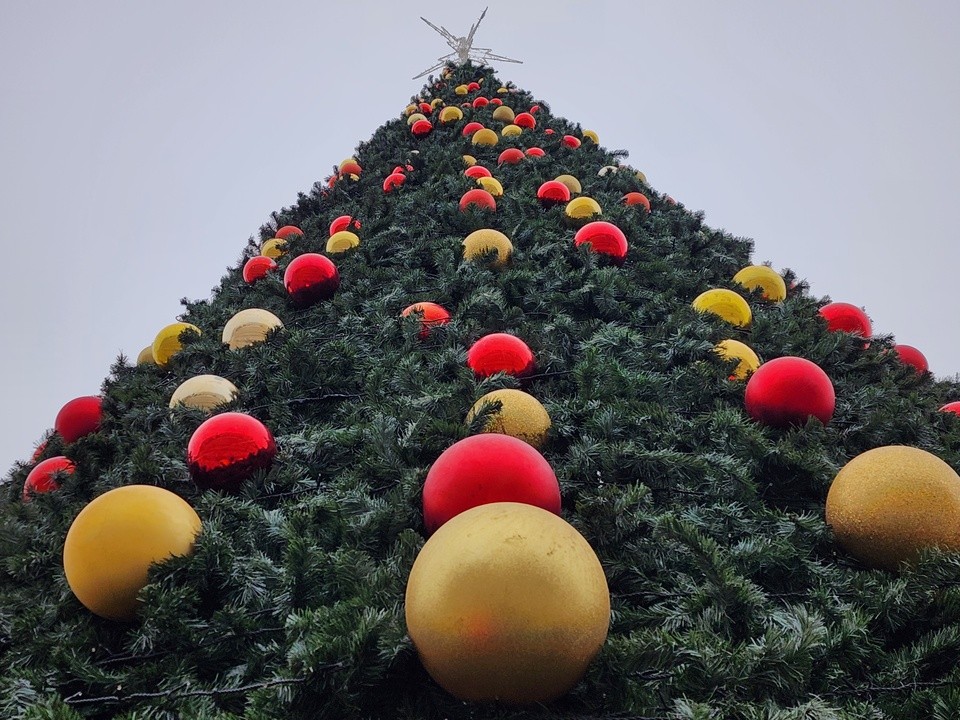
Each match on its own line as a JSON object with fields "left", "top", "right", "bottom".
{"left": 3, "top": 62, "right": 960, "bottom": 718}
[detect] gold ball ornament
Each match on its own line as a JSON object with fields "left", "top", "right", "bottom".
{"left": 405, "top": 502, "right": 610, "bottom": 703}
{"left": 733, "top": 265, "right": 787, "bottom": 302}
{"left": 582, "top": 129, "right": 599, "bottom": 144}
{"left": 635, "top": 170, "right": 648, "bottom": 184}
{"left": 597, "top": 165, "right": 619, "bottom": 176}
{"left": 692, "top": 289, "right": 752, "bottom": 327}
{"left": 63, "top": 485, "right": 202, "bottom": 621}
{"left": 455, "top": 84, "right": 469, "bottom": 96}
{"left": 565, "top": 196, "right": 602, "bottom": 221}
{"left": 222, "top": 308, "right": 284, "bottom": 350}
{"left": 430, "top": 98, "right": 444, "bottom": 109}
{"left": 471, "top": 128, "right": 499, "bottom": 147}
{"left": 404, "top": 103, "right": 418, "bottom": 116}
{"left": 501, "top": 124, "right": 522, "bottom": 137}
{"left": 466, "top": 389, "right": 551, "bottom": 448}
{"left": 491, "top": 105, "right": 515, "bottom": 123}
{"left": 463, "top": 229, "right": 513, "bottom": 267}
{"left": 714, "top": 339, "right": 761, "bottom": 380}
{"left": 476, "top": 176, "right": 503, "bottom": 197}
{"left": 826, "top": 446, "right": 960, "bottom": 570}
{"left": 462, "top": 154, "right": 477, "bottom": 167}
{"left": 325, "top": 230, "right": 360, "bottom": 254}
{"left": 497, "top": 86, "right": 509, "bottom": 94}
{"left": 260, "top": 238, "right": 288, "bottom": 259}
{"left": 554, "top": 174, "right": 582, "bottom": 194}
{"left": 136, "top": 345, "right": 155, "bottom": 366}
{"left": 439, "top": 106, "right": 463, "bottom": 124}
{"left": 169, "top": 374, "right": 239, "bottom": 412}
{"left": 152, "top": 322, "right": 201, "bottom": 367}
{"left": 406, "top": 112, "right": 427, "bottom": 126}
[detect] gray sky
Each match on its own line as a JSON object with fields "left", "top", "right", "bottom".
{"left": 2, "top": 1, "right": 959, "bottom": 474}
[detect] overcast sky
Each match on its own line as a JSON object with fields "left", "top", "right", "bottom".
{"left": 2, "top": 1, "right": 959, "bottom": 475}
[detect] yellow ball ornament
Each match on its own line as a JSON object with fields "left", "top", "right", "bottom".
{"left": 826, "top": 446, "right": 960, "bottom": 570}
{"left": 714, "top": 339, "right": 761, "bottom": 380}
{"left": 430, "top": 98, "right": 443, "bottom": 109}
{"left": 476, "top": 176, "right": 503, "bottom": 197}
{"left": 733, "top": 265, "right": 787, "bottom": 302}
{"left": 405, "top": 502, "right": 610, "bottom": 703}
{"left": 496, "top": 86, "right": 509, "bottom": 94}
{"left": 326, "top": 230, "right": 360, "bottom": 254}
{"left": 565, "top": 196, "right": 602, "bottom": 221}
{"left": 582, "top": 129, "right": 599, "bottom": 144}
{"left": 466, "top": 389, "right": 551, "bottom": 448}
{"left": 692, "top": 289, "right": 752, "bottom": 327}
{"left": 501, "top": 124, "right": 522, "bottom": 137}
{"left": 491, "top": 105, "right": 515, "bottom": 123}
{"left": 407, "top": 112, "right": 427, "bottom": 126}
{"left": 222, "top": 308, "right": 283, "bottom": 350}
{"left": 635, "top": 170, "right": 648, "bottom": 184}
{"left": 63, "top": 485, "right": 202, "bottom": 621}
{"left": 455, "top": 84, "right": 469, "bottom": 95}
{"left": 439, "top": 106, "right": 463, "bottom": 124}
{"left": 463, "top": 229, "right": 513, "bottom": 267}
{"left": 169, "top": 374, "right": 238, "bottom": 412}
{"left": 260, "top": 238, "right": 287, "bottom": 259}
{"left": 597, "top": 165, "right": 619, "bottom": 176}
{"left": 404, "top": 103, "right": 418, "bottom": 116}
{"left": 554, "top": 174, "right": 582, "bottom": 194}
{"left": 152, "top": 322, "right": 201, "bottom": 367}
{"left": 471, "top": 128, "right": 499, "bottom": 147}
{"left": 136, "top": 345, "right": 155, "bottom": 366}
{"left": 462, "top": 154, "right": 477, "bottom": 167}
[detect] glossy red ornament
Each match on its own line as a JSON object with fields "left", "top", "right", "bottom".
{"left": 497, "top": 148, "right": 525, "bottom": 165}
{"left": 514, "top": 112, "right": 536, "bottom": 129}
{"left": 525, "top": 147, "right": 545, "bottom": 157}
{"left": 537, "top": 180, "right": 571, "bottom": 207}
{"left": 544, "top": 128, "right": 555, "bottom": 135}
{"left": 275, "top": 225, "right": 303, "bottom": 240}
{"left": 23, "top": 456, "right": 74, "bottom": 501}
{"left": 423, "top": 434, "right": 561, "bottom": 533}
{"left": 329, "top": 215, "right": 361, "bottom": 235}
{"left": 623, "top": 192, "right": 651, "bottom": 212}
{"left": 574, "top": 221, "right": 628, "bottom": 264}
{"left": 665, "top": 195, "right": 677, "bottom": 205}
{"left": 242, "top": 256, "right": 277, "bottom": 283}
{"left": 411, "top": 119, "right": 433, "bottom": 137}
{"left": 744, "top": 356, "right": 835, "bottom": 427}
{"left": 467, "top": 81, "right": 480, "bottom": 91}
{"left": 402, "top": 302, "right": 451, "bottom": 338}
{"left": 31, "top": 440, "right": 48, "bottom": 462}
{"left": 462, "top": 122, "right": 485, "bottom": 137}
{"left": 55, "top": 396, "right": 102, "bottom": 444}
{"left": 464, "top": 165, "right": 492, "bottom": 179}
{"left": 419, "top": 102, "right": 433, "bottom": 114}
{"left": 940, "top": 401, "right": 960, "bottom": 415}
{"left": 284, "top": 253, "right": 340, "bottom": 307}
{"left": 529, "top": 104, "right": 540, "bottom": 114}
{"left": 467, "top": 333, "right": 535, "bottom": 379}
{"left": 490, "top": 97, "right": 503, "bottom": 106}
{"left": 187, "top": 412, "right": 277, "bottom": 492}
{"left": 459, "top": 189, "right": 497, "bottom": 212}
{"left": 894, "top": 344, "right": 928, "bottom": 374}
{"left": 819, "top": 302, "right": 872, "bottom": 338}
{"left": 339, "top": 161, "right": 362, "bottom": 176}
{"left": 472, "top": 97, "right": 489, "bottom": 109}
{"left": 392, "top": 164, "right": 414, "bottom": 174}
{"left": 562, "top": 135, "right": 582, "bottom": 149}
{"left": 383, "top": 172, "right": 406, "bottom": 192}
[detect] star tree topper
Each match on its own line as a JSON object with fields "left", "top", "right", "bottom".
{"left": 413, "top": 7, "right": 522, "bottom": 79}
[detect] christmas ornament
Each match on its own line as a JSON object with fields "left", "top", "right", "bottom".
{"left": 537, "top": 180, "right": 571, "bottom": 207}
{"left": 419, "top": 102, "right": 433, "bottom": 114}
{"left": 462, "top": 122, "right": 484, "bottom": 137}
{"left": 404, "top": 103, "right": 418, "bottom": 115}
{"left": 574, "top": 221, "right": 628, "bottom": 264}
{"left": 744, "top": 356, "right": 835, "bottom": 427}
{"left": 554, "top": 174, "right": 582, "bottom": 194}
{"left": 597, "top": 165, "right": 618, "bottom": 176}
{"left": 153, "top": 323, "right": 201, "bottom": 367}
{"left": 564, "top": 196, "right": 602, "bottom": 221}
{"left": 383, "top": 172, "right": 406, "bottom": 192}
{"left": 733, "top": 265, "right": 787, "bottom": 302}
{"left": 260, "top": 238, "right": 287, "bottom": 259}
{"left": 529, "top": 104, "right": 540, "bottom": 113}
{"left": 463, "top": 229, "right": 513, "bottom": 267}
{"left": 407, "top": 112, "right": 427, "bottom": 126}
{"left": 514, "top": 112, "right": 536, "bottom": 129}
{"left": 582, "top": 129, "right": 599, "bottom": 143}
{"left": 544, "top": 129, "right": 555, "bottom": 135}
{"left": 275, "top": 225, "right": 303, "bottom": 240}
{"left": 459, "top": 188, "right": 497, "bottom": 212}
{"left": 714, "top": 339, "right": 761, "bottom": 380}
{"left": 467, "top": 81, "right": 481, "bottom": 91}
{"left": 329, "top": 215, "right": 361, "bottom": 235}
{"left": 23, "top": 455, "right": 74, "bottom": 502}
{"left": 284, "top": 253, "right": 340, "bottom": 307}
{"left": 187, "top": 412, "right": 277, "bottom": 492}
{"left": 472, "top": 96, "right": 489, "bottom": 109}
{"left": 471, "top": 128, "right": 499, "bottom": 147}
{"left": 622, "top": 192, "right": 651, "bottom": 212}
{"left": 423, "top": 434, "right": 560, "bottom": 533}
{"left": 401, "top": 302, "right": 451, "bottom": 338}
{"left": 169, "top": 374, "right": 239, "bottom": 412}
{"left": 489, "top": 98, "right": 503, "bottom": 105}
{"left": 467, "top": 333, "right": 535, "bottom": 379}
{"left": 439, "top": 106, "right": 463, "bottom": 124}
{"left": 636, "top": 170, "right": 648, "bottom": 184}
{"left": 462, "top": 154, "right": 477, "bottom": 166}
{"left": 54, "top": 396, "right": 102, "bottom": 444}
{"left": 525, "top": 147, "right": 545, "bottom": 157}
{"left": 940, "top": 402, "right": 960, "bottom": 415}
{"left": 501, "top": 124, "right": 522, "bottom": 137}
{"left": 63, "top": 485, "right": 202, "bottom": 621}
{"left": 465, "top": 389, "right": 551, "bottom": 448}
{"left": 242, "top": 256, "right": 277, "bottom": 283}
{"left": 339, "top": 159, "right": 362, "bottom": 175}
{"left": 691, "top": 289, "right": 752, "bottom": 327}
{"left": 464, "top": 165, "right": 492, "bottom": 179}
{"left": 496, "top": 86, "right": 509, "bottom": 93}
{"left": 561, "top": 135, "right": 582, "bottom": 148}
{"left": 819, "top": 302, "right": 872, "bottom": 338}
{"left": 893, "top": 344, "right": 928, "bottom": 374}
{"left": 411, "top": 119, "right": 433, "bottom": 137}
{"left": 476, "top": 176, "right": 503, "bottom": 197}
{"left": 326, "top": 230, "right": 361, "bottom": 254}
{"left": 826, "top": 446, "right": 960, "bottom": 570}
{"left": 405, "top": 502, "right": 609, "bottom": 703}
{"left": 497, "top": 148, "right": 524, "bottom": 165}
{"left": 136, "top": 345, "right": 155, "bottom": 366}
{"left": 491, "top": 105, "right": 515, "bottom": 122}
{"left": 221, "top": 308, "right": 284, "bottom": 350}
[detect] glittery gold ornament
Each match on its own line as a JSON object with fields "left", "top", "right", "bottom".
{"left": 826, "top": 446, "right": 960, "bottom": 570}
{"left": 471, "top": 128, "right": 499, "bottom": 147}
{"left": 152, "top": 322, "right": 201, "bottom": 367}
{"left": 405, "top": 502, "right": 610, "bottom": 704}
{"left": 476, "top": 176, "right": 503, "bottom": 197}
{"left": 466, "top": 389, "right": 551, "bottom": 448}
{"left": 325, "top": 230, "right": 360, "bottom": 254}
{"left": 733, "top": 265, "right": 787, "bottom": 302}
{"left": 221, "top": 308, "right": 283, "bottom": 350}
{"left": 260, "top": 238, "right": 288, "bottom": 259}
{"left": 692, "top": 289, "right": 752, "bottom": 327}
{"left": 554, "top": 174, "right": 582, "bottom": 194}
{"left": 463, "top": 229, "right": 512, "bottom": 267}
{"left": 491, "top": 105, "right": 515, "bottom": 123}
{"left": 169, "top": 374, "right": 239, "bottom": 412}
{"left": 564, "top": 196, "right": 602, "bottom": 221}
{"left": 714, "top": 339, "right": 761, "bottom": 380}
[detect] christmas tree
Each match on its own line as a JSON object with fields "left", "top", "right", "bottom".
{"left": 4, "top": 54, "right": 960, "bottom": 719}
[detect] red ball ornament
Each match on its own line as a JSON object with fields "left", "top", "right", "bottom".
{"left": 537, "top": 180, "right": 571, "bottom": 207}
{"left": 490, "top": 97, "right": 503, "bottom": 106}
{"left": 574, "top": 221, "right": 628, "bottom": 264}
{"left": 744, "top": 356, "right": 835, "bottom": 427}
{"left": 497, "top": 148, "right": 525, "bottom": 165}
{"left": 514, "top": 112, "right": 536, "bottom": 129}
{"left": 940, "top": 402, "right": 960, "bottom": 415}
{"left": 423, "top": 434, "right": 560, "bottom": 533}
{"left": 623, "top": 192, "right": 651, "bottom": 212}
{"left": 23, "top": 456, "right": 74, "bottom": 502}
{"left": 31, "top": 440, "right": 48, "bottom": 462}
{"left": 562, "top": 135, "right": 582, "bottom": 149}
{"left": 459, "top": 188, "right": 497, "bottom": 212}
{"left": 242, "top": 256, "right": 277, "bottom": 283}
{"left": 462, "top": 122, "right": 485, "bottom": 137}
{"left": 402, "top": 301, "right": 451, "bottom": 338}
{"left": 467, "top": 333, "right": 535, "bottom": 379}
{"left": 55, "top": 396, "right": 102, "bottom": 444}
{"left": 411, "top": 119, "right": 433, "bottom": 137}
{"left": 529, "top": 104, "right": 540, "bottom": 114}
{"left": 544, "top": 128, "right": 555, "bottom": 135}
{"left": 819, "top": 302, "right": 872, "bottom": 338}
{"left": 339, "top": 161, "right": 362, "bottom": 176}
{"left": 187, "top": 412, "right": 277, "bottom": 492}
{"left": 419, "top": 102, "right": 433, "bottom": 114}
{"left": 472, "top": 97, "right": 489, "bottom": 109}
{"left": 894, "top": 344, "right": 928, "bottom": 374}
{"left": 275, "top": 225, "right": 303, "bottom": 240}
{"left": 467, "top": 81, "right": 481, "bottom": 91}
{"left": 525, "top": 147, "right": 545, "bottom": 157}
{"left": 383, "top": 172, "right": 406, "bottom": 192}
{"left": 464, "top": 165, "right": 492, "bottom": 179}
{"left": 284, "top": 253, "right": 340, "bottom": 307}
{"left": 329, "top": 215, "right": 361, "bottom": 235}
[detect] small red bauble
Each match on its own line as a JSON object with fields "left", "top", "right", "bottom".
{"left": 339, "top": 161, "right": 362, "bottom": 176}
{"left": 574, "top": 221, "right": 628, "bottom": 264}
{"left": 562, "top": 135, "right": 582, "bottom": 148}
{"left": 23, "top": 455, "right": 74, "bottom": 502}
{"left": 472, "top": 97, "right": 489, "bottom": 108}
{"left": 544, "top": 128, "right": 555, "bottom": 135}
{"left": 383, "top": 172, "right": 406, "bottom": 192}
{"left": 665, "top": 195, "right": 677, "bottom": 205}
{"left": 819, "top": 302, "right": 872, "bottom": 338}
{"left": 940, "top": 401, "right": 960, "bottom": 415}
{"left": 514, "top": 112, "right": 536, "bottom": 129}
{"left": 894, "top": 344, "right": 928, "bottom": 374}
{"left": 623, "top": 192, "right": 651, "bottom": 212}
{"left": 467, "top": 333, "right": 535, "bottom": 379}
{"left": 497, "top": 148, "right": 525, "bottom": 165}
{"left": 462, "top": 122, "right": 485, "bottom": 137}
{"left": 31, "top": 440, "right": 47, "bottom": 462}
{"left": 459, "top": 189, "right": 497, "bottom": 212}
{"left": 490, "top": 97, "right": 503, "bottom": 106}
{"left": 423, "top": 434, "right": 560, "bottom": 533}
{"left": 525, "top": 147, "right": 545, "bottom": 157}
{"left": 467, "top": 81, "right": 480, "bottom": 91}
{"left": 242, "top": 256, "right": 277, "bottom": 283}
{"left": 537, "top": 180, "right": 571, "bottom": 207}
{"left": 529, "top": 104, "right": 540, "bottom": 114}
{"left": 744, "top": 356, "right": 835, "bottom": 427}
{"left": 284, "top": 253, "right": 340, "bottom": 307}
{"left": 411, "top": 119, "right": 433, "bottom": 137}
{"left": 464, "top": 165, "right": 492, "bottom": 179}
{"left": 419, "top": 102, "right": 433, "bottom": 114}
{"left": 187, "top": 412, "right": 277, "bottom": 492}
{"left": 55, "top": 396, "right": 102, "bottom": 444}
{"left": 275, "top": 225, "right": 303, "bottom": 240}
{"left": 402, "top": 301, "right": 451, "bottom": 338}
{"left": 329, "top": 215, "right": 361, "bottom": 235}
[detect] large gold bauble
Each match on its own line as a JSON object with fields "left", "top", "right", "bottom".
{"left": 260, "top": 238, "right": 288, "bottom": 259}
{"left": 439, "top": 106, "right": 463, "bottom": 124}
{"left": 463, "top": 229, "right": 513, "bottom": 267}
{"left": 221, "top": 308, "right": 283, "bottom": 350}
{"left": 582, "top": 129, "right": 599, "bottom": 144}
{"left": 826, "top": 446, "right": 960, "bottom": 570}
{"left": 406, "top": 112, "right": 427, "bottom": 126}
{"left": 733, "top": 265, "right": 787, "bottom": 302}
{"left": 153, "top": 322, "right": 201, "bottom": 367}
{"left": 466, "top": 389, "right": 551, "bottom": 448}
{"left": 462, "top": 154, "right": 477, "bottom": 167}
{"left": 169, "top": 374, "right": 239, "bottom": 411}
{"left": 476, "top": 176, "right": 503, "bottom": 197}
{"left": 501, "top": 124, "right": 522, "bottom": 137}
{"left": 405, "top": 502, "right": 610, "bottom": 704}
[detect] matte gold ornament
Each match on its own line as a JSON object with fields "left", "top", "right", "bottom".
{"left": 169, "top": 374, "right": 239, "bottom": 412}
{"left": 491, "top": 105, "right": 515, "bottom": 123}
{"left": 325, "top": 230, "right": 360, "bottom": 254}
{"left": 463, "top": 229, "right": 512, "bottom": 267}
{"left": 153, "top": 322, "right": 201, "bottom": 367}
{"left": 221, "top": 308, "right": 283, "bottom": 350}
{"left": 692, "top": 289, "right": 752, "bottom": 327}
{"left": 733, "top": 265, "right": 787, "bottom": 302}
{"left": 501, "top": 124, "right": 522, "bottom": 137}
{"left": 260, "top": 238, "right": 288, "bottom": 259}
{"left": 554, "top": 174, "right": 582, "bottom": 194}
{"left": 472, "top": 128, "right": 499, "bottom": 147}
{"left": 476, "top": 176, "right": 503, "bottom": 197}
{"left": 466, "top": 389, "right": 551, "bottom": 448}
{"left": 826, "top": 446, "right": 960, "bottom": 570}
{"left": 405, "top": 502, "right": 610, "bottom": 703}
{"left": 136, "top": 345, "right": 155, "bottom": 366}
{"left": 714, "top": 339, "right": 761, "bottom": 380}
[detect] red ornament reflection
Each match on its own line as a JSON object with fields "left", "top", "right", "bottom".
{"left": 467, "top": 333, "right": 535, "bottom": 379}
{"left": 187, "top": 412, "right": 277, "bottom": 492}
{"left": 284, "top": 253, "right": 340, "bottom": 307}
{"left": 242, "top": 256, "right": 277, "bottom": 283}
{"left": 574, "top": 221, "right": 628, "bottom": 264}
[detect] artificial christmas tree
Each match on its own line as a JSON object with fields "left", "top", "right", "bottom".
{"left": 3, "top": 54, "right": 960, "bottom": 719}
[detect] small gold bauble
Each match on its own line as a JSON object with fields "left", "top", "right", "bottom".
{"left": 221, "top": 308, "right": 283, "bottom": 350}
{"left": 691, "top": 289, "right": 752, "bottom": 327}
{"left": 565, "top": 196, "right": 602, "bottom": 221}
{"left": 439, "top": 106, "right": 463, "bottom": 124}
{"left": 153, "top": 322, "right": 201, "bottom": 367}
{"left": 501, "top": 124, "right": 522, "bottom": 137}
{"left": 169, "top": 374, "right": 239, "bottom": 411}
{"left": 260, "top": 238, "right": 288, "bottom": 259}
{"left": 404, "top": 103, "right": 418, "bottom": 116}
{"left": 462, "top": 154, "right": 477, "bottom": 167}
{"left": 826, "top": 446, "right": 960, "bottom": 570}
{"left": 491, "top": 105, "right": 515, "bottom": 123}
{"left": 582, "top": 129, "right": 599, "bottom": 144}
{"left": 597, "top": 165, "right": 619, "bottom": 176}
{"left": 635, "top": 170, "right": 648, "bottom": 184}
{"left": 406, "top": 112, "right": 427, "bottom": 126}
{"left": 463, "top": 229, "right": 513, "bottom": 267}
{"left": 455, "top": 84, "right": 469, "bottom": 96}
{"left": 325, "top": 230, "right": 360, "bottom": 254}
{"left": 476, "top": 176, "right": 503, "bottom": 197}
{"left": 136, "top": 345, "right": 156, "bottom": 366}
{"left": 471, "top": 128, "right": 499, "bottom": 147}
{"left": 405, "top": 502, "right": 610, "bottom": 704}
{"left": 466, "top": 389, "right": 551, "bottom": 448}
{"left": 430, "top": 98, "right": 444, "bottom": 109}
{"left": 554, "top": 174, "right": 582, "bottom": 194}
{"left": 733, "top": 265, "right": 787, "bottom": 302}
{"left": 714, "top": 339, "right": 761, "bottom": 380}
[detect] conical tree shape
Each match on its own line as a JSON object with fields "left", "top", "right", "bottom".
{"left": 3, "top": 62, "right": 960, "bottom": 719}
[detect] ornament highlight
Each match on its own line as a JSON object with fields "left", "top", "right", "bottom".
{"left": 744, "top": 356, "right": 835, "bottom": 427}
{"left": 187, "top": 412, "right": 277, "bottom": 492}
{"left": 465, "top": 389, "right": 551, "bottom": 448}
{"left": 467, "top": 333, "right": 535, "bottom": 379}
{"left": 55, "top": 396, "right": 103, "bottom": 443}
{"left": 692, "top": 289, "right": 752, "bottom": 327}
{"left": 169, "top": 374, "right": 239, "bottom": 412}
{"left": 284, "top": 253, "right": 340, "bottom": 307}
{"left": 221, "top": 308, "right": 284, "bottom": 350}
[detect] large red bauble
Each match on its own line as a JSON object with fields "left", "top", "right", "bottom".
{"left": 459, "top": 189, "right": 497, "bottom": 212}
{"left": 562, "top": 135, "right": 582, "bottom": 148}
{"left": 275, "top": 225, "right": 303, "bottom": 240}
{"left": 462, "top": 122, "right": 485, "bottom": 137}
{"left": 819, "top": 302, "right": 872, "bottom": 338}
{"left": 514, "top": 112, "right": 536, "bottom": 129}
{"left": 402, "top": 301, "right": 451, "bottom": 338}
{"left": 55, "top": 396, "right": 102, "bottom": 444}
{"left": 464, "top": 165, "right": 492, "bottom": 179}
{"left": 537, "top": 180, "right": 571, "bottom": 207}
{"left": 940, "top": 402, "right": 960, "bottom": 415}
{"left": 411, "top": 119, "right": 433, "bottom": 137}
{"left": 284, "top": 253, "right": 340, "bottom": 307}
{"left": 472, "top": 97, "right": 489, "bottom": 109}
{"left": 242, "top": 256, "right": 277, "bottom": 283}
{"left": 623, "top": 192, "right": 651, "bottom": 212}
{"left": 187, "top": 412, "right": 277, "bottom": 492}
{"left": 467, "top": 333, "right": 535, "bottom": 379}
{"left": 744, "top": 356, "right": 835, "bottom": 427}
{"left": 329, "top": 215, "right": 361, "bottom": 235}
{"left": 525, "top": 147, "right": 545, "bottom": 157}
{"left": 422, "top": 434, "right": 560, "bottom": 533}
{"left": 497, "top": 148, "right": 525, "bottom": 165}
{"left": 893, "top": 344, "right": 928, "bottom": 374}
{"left": 23, "top": 456, "right": 74, "bottom": 501}
{"left": 574, "top": 221, "right": 628, "bottom": 264}
{"left": 383, "top": 172, "right": 406, "bottom": 192}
